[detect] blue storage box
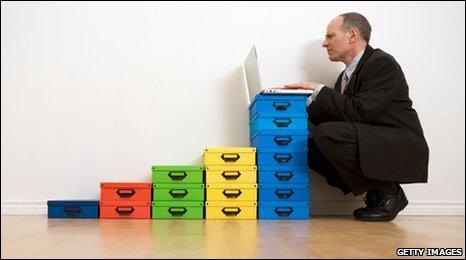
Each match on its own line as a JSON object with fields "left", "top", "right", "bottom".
{"left": 249, "top": 94, "right": 308, "bottom": 119}
{"left": 257, "top": 148, "right": 308, "bottom": 167}
{"left": 258, "top": 201, "right": 310, "bottom": 219}
{"left": 250, "top": 129, "right": 308, "bottom": 151}
{"left": 47, "top": 200, "right": 99, "bottom": 218}
{"left": 258, "top": 166, "right": 309, "bottom": 184}
{"left": 249, "top": 113, "right": 308, "bottom": 136}
{"left": 258, "top": 183, "right": 310, "bottom": 202}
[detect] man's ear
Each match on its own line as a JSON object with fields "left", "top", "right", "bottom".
{"left": 349, "top": 28, "right": 359, "bottom": 43}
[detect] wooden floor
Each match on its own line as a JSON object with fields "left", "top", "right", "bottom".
{"left": 1, "top": 215, "right": 464, "bottom": 259}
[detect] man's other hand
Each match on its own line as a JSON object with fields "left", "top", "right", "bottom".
{"left": 285, "top": 82, "right": 320, "bottom": 90}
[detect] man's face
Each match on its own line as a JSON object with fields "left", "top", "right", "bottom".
{"left": 322, "top": 17, "right": 352, "bottom": 62}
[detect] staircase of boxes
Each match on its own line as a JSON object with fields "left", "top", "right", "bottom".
{"left": 47, "top": 93, "right": 310, "bottom": 220}
{"left": 249, "top": 94, "right": 310, "bottom": 219}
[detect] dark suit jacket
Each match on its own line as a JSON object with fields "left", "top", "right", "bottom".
{"left": 309, "top": 45, "right": 429, "bottom": 183}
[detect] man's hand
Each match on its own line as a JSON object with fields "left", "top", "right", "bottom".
{"left": 284, "top": 81, "right": 321, "bottom": 90}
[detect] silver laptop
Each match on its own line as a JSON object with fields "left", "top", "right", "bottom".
{"left": 243, "top": 45, "right": 313, "bottom": 103}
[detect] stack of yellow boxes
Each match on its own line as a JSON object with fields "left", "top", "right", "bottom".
{"left": 204, "top": 147, "right": 257, "bottom": 219}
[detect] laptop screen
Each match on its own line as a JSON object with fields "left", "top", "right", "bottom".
{"left": 243, "top": 46, "right": 263, "bottom": 103}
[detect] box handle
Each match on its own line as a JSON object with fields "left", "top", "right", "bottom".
{"left": 116, "top": 189, "right": 136, "bottom": 198}
{"left": 272, "top": 101, "right": 291, "bottom": 111}
{"left": 63, "top": 206, "right": 82, "bottom": 217}
{"left": 273, "top": 136, "right": 293, "bottom": 146}
{"left": 168, "top": 171, "right": 187, "bottom": 181}
{"left": 222, "top": 189, "right": 242, "bottom": 198}
{"left": 274, "top": 207, "right": 293, "bottom": 217}
{"left": 167, "top": 207, "right": 187, "bottom": 216}
{"left": 221, "top": 171, "right": 241, "bottom": 180}
{"left": 274, "top": 171, "right": 294, "bottom": 181}
{"left": 273, "top": 153, "right": 292, "bottom": 163}
{"left": 115, "top": 206, "right": 134, "bottom": 216}
{"left": 169, "top": 189, "right": 188, "bottom": 198}
{"left": 273, "top": 118, "right": 292, "bottom": 127}
{"left": 221, "top": 207, "right": 241, "bottom": 216}
{"left": 221, "top": 153, "right": 241, "bottom": 162}
{"left": 274, "top": 189, "right": 294, "bottom": 199}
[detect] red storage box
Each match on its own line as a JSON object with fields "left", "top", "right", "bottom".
{"left": 100, "top": 182, "right": 151, "bottom": 202}
{"left": 99, "top": 201, "right": 151, "bottom": 219}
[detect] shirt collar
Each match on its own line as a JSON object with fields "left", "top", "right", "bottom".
{"left": 345, "top": 48, "right": 365, "bottom": 78}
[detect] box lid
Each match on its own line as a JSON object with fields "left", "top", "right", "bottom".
{"left": 250, "top": 129, "right": 309, "bottom": 140}
{"left": 151, "top": 165, "right": 203, "bottom": 172}
{"left": 205, "top": 201, "right": 257, "bottom": 207}
{"left": 99, "top": 201, "right": 151, "bottom": 206}
{"left": 206, "top": 183, "right": 257, "bottom": 189}
{"left": 153, "top": 183, "right": 205, "bottom": 189}
{"left": 204, "top": 147, "right": 256, "bottom": 153}
{"left": 249, "top": 113, "right": 308, "bottom": 122}
{"left": 100, "top": 182, "right": 151, "bottom": 189}
{"left": 256, "top": 148, "right": 308, "bottom": 153}
{"left": 259, "top": 201, "right": 310, "bottom": 207}
{"left": 152, "top": 201, "right": 204, "bottom": 207}
{"left": 258, "top": 165, "right": 309, "bottom": 171}
{"left": 205, "top": 200, "right": 257, "bottom": 207}
{"left": 205, "top": 165, "right": 257, "bottom": 171}
{"left": 259, "top": 183, "right": 310, "bottom": 189}
{"left": 47, "top": 200, "right": 99, "bottom": 206}
{"left": 249, "top": 94, "right": 308, "bottom": 109}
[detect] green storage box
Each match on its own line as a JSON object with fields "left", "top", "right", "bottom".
{"left": 153, "top": 183, "right": 205, "bottom": 201}
{"left": 152, "top": 201, "right": 204, "bottom": 219}
{"left": 151, "top": 165, "right": 203, "bottom": 183}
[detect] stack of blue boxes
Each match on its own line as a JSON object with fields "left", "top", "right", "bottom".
{"left": 249, "top": 94, "right": 310, "bottom": 219}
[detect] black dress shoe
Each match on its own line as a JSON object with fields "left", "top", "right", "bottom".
{"left": 353, "top": 185, "right": 409, "bottom": 221}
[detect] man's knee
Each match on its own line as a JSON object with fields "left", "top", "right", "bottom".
{"left": 314, "top": 122, "right": 339, "bottom": 150}
{"left": 313, "top": 122, "right": 354, "bottom": 154}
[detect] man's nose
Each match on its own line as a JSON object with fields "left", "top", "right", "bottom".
{"left": 322, "top": 40, "right": 328, "bottom": 48}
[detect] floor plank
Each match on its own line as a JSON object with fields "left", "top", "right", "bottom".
{"left": 1, "top": 215, "right": 464, "bottom": 258}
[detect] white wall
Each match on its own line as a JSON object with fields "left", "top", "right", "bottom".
{"left": 2, "top": 1, "right": 465, "bottom": 215}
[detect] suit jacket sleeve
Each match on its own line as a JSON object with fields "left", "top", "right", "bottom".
{"left": 309, "top": 55, "right": 401, "bottom": 124}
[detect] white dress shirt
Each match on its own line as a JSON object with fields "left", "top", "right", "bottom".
{"left": 306, "top": 48, "right": 365, "bottom": 106}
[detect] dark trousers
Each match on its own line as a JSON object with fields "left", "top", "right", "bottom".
{"left": 308, "top": 122, "right": 394, "bottom": 196}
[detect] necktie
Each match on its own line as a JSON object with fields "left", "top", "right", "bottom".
{"left": 340, "top": 72, "right": 348, "bottom": 94}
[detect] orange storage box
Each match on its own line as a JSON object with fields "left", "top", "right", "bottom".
{"left": 100, "top": 201, "right": 151, "bottom": 219}
{"left": 100, "top": 182, "right": 152, "bottom": 202}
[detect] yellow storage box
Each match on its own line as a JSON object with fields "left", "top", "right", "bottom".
{"left": 205, "top": 165, "right": 257, "bottom": 183}
{"left": 206, "top": 183, "right": 257, "bottom": 201}
{"left": 205, "top": 201, "right": 257, "bottom": 219}
{"left": 204, "top": 147, "right": 256, "bottom": 166}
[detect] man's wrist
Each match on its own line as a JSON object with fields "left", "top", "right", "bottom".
{"left": 315, "top": 84, "right": 325, "bottom": 94}
{"left": 312, "top": 84, "right": 326, "bottom": 100}
{"left": 307, "top": 84, "right": 325, "bottom": 106}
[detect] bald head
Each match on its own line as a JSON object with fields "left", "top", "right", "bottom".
{"left": 322, "top": 13, "right": 371, "bottom": 65}
{"left": 339, "top": 12, "right": 372, "bottom": 43}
